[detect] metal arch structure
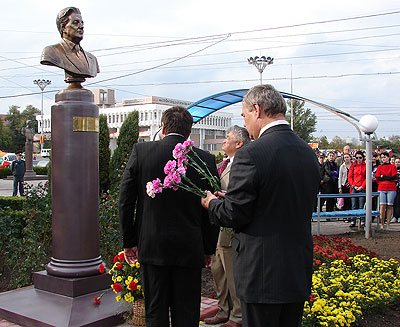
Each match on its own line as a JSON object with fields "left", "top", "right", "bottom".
{"left": 186, "top": 89, "right": 366, "bottom": 143}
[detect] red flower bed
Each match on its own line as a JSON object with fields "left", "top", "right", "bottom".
{"left": 312, "top": 235, "right": 378, "bottom": 270}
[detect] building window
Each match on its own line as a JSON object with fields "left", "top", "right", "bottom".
{"left": 145, "top": 112, "right": 148, "bottom": 121}
{"left": 113, "top": 115, "right": 115, "bottom": 123}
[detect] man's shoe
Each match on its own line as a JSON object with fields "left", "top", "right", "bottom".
{"left": 204, "top": 315, "right": 229, "bottom": 325}
{"left": 349, "top": 222, "right": 356, "bottom": 228}
{"left": 221, "top": 320, "right": 242, "bottom": 327}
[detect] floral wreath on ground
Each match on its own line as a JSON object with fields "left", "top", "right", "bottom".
{"left": 94, "top": 251, "right": 144, "bottom": 304}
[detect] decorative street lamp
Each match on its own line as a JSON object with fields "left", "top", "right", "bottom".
{"left": 33, "top": 79, "right": 51, "bottom": 153}
{"left": 247, "top": 56, "right": 274, "bottom": 84}
{"left": 359, "top": 114, "right": 378, "bottom": 239}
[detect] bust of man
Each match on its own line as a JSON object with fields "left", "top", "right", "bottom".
{"left": 40, "top": 7, "right": 100, "bottom": 83}
{"left": 21, "top": 120, "right": 34, "bottom": 144}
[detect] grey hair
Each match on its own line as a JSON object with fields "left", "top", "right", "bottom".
{"left": 227, "top": 125, "right": 251, "bottom": 145}
{"left": 57, "top": 7, "right": 81, "bottom": 37}
{"left": 243, "top": 84, "right": 287, "bottom": 117}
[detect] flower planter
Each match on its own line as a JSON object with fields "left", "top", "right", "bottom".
{"left": 132, "top": 298, "right": 146, "bottom": 326}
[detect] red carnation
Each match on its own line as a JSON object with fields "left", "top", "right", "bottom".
{"left": 99, "top": 264, "right": 105, "bottom": 274}
{"left": 129, "top": 281, "right": 137, "bottom": 291}
{"left": 118, "top": 253, "right": 125, "bottom": 262}
{"left": 114, "top": 255, "right": 119, "bottom": 263}
{"left": 116, "top": 263, "right": 123, "bottom": 271}
{"left": 113, "top": 283, "right": 123, "bottom": 293}
{"left": 94, "top": 296, "right": 101, "bottom": 304}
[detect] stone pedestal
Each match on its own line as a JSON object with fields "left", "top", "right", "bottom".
{"left": 0, "top": 87, "right": 123, "bottom": 326}
{"left": 47, "top": 87, "right": 104, "bottom": 277}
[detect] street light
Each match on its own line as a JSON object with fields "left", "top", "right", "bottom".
{"left": 359, "top": 114, "right": 378, "bottom": 239}
{"left": 33, "top": 79, "right": 51, "bottom": 154}
{"left": 247, "top": 56, "right": 273, "bottom": 85}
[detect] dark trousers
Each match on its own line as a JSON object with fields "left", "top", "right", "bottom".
{"left": 320, "top": 181, "right": 337, "bottom": 211}
{"left": 142, "top": 264, "right": 201, "bottom": 327}
{"left": 394, "top": 189, "right": 400, "bottom": 218}
{"left": 340, "top": 185, "right": 351, "bottom": 210}
{"left": 241, "top": 302, "right": 304, "bottom": 327}
{"left": 12, "top": 176, "right": 24, "bottom": 196}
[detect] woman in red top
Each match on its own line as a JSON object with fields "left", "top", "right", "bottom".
{"left": 376, "top": 152, "right": 398, "bottom": 229}
{"left": 348, "top": 151, "right": 366, "bottom": 227}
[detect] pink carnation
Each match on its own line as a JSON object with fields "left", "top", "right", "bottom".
{"left": 163, "top": 174, "right": 174, "bottom": 188}
{"left": 173, "top": 143, "right": 185, "bottom": 159}
{"left": 177, "top": 156, "right": 188, "bottom": 167}
{"left": 146, "top": 181, "right": 155, "bottom": 198}
{"left": 177, "top": 163, "right": 187, "bottom": 175}
{"left": 183, "top": 140, "right": 194, "bottom": 152}
{"left": 152, "top": 178, "right": 163, "bottom": 194}
{"left": 164, "top": 160, "right": 176, "bottom": 175}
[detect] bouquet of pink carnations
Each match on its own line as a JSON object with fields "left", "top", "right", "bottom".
{"left": 146, "top": 140, "right": 220, "bottom": 198}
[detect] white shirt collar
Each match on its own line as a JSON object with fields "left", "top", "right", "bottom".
{"left": 259, "top": 120, "right": 289, "bottom": 138}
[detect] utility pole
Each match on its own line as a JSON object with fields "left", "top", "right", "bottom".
{"left": 247, "top": 56, "right": 273, "bottom": 85}
{"left": 33, "top": 79, "right": 51, "bottom": 154}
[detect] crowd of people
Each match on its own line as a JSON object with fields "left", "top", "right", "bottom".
{"left": 316, "top": 145, "right": 400, "bottom": 229}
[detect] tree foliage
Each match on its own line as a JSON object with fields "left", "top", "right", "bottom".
{"left": 110, "top": 111, "right": 139, "bottom": 190}
{"left": 4, "top": 105, "right": 40, "bottom": 153}
{"left": 99, "top": 114, "right": 111, "bottom": 195}
{"left": 285, "top": 99, "right": 316, "bottom": 143}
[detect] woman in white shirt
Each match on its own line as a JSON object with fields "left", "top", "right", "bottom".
{"left": 338, "top": 153, "right": 353, "bottom": 212}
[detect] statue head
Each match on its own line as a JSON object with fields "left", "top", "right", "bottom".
{"left": 56, "top": 7, "right": 83, "bottom": 44}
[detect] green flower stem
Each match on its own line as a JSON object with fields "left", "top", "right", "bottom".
{"left": 181, "top": 175, "right": 206, "bottom": 195}
{"left": 173, "top": 181, "right": 205, "bottom": 197}
{"left": 186, "top": 148, "right": 221, "bottom": 192}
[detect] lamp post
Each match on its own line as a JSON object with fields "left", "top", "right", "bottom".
{"left": 359, "top": 115, "right": 378, "bottom": 239}
{"left": 33, "top": 79, "right": 51, "bottom": 154}
{"left": 247, "top": 56, "right": 273, "bottom": 85}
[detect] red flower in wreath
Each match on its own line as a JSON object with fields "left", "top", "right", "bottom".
{"left": 118, "top": 253, "right": 125, "bottom": 262}
{"left": 116, "top": 263, "right": 123, "bottom": 271}
{"left": 113, "top": 255, "right": 119, "bottom": 263}
{"left": 99, "top": 264, "right": 105, "bottom": 274}
{"left": 128, "top": 281, "right": 138, "bottom": 291}
{"left": 112, "top": 283, "right": 123, "bottom": 293}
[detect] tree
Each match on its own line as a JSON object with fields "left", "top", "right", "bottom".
{"left": 0, "top": 117, "right": 12, "bottom": 150}
{"left": 110, "top": 111, "right": 139, "bottom": 190}
{"left": 5, "top": 104, "right": 40, "bottom": 153}
{"left": 285, "top": 100, "right": 316, "bottom": 143}
{"left": 329, "top": 136, "right": 347, "bottom": 150}
{"left": 6, "top": 105, "right": 25, "bottom": 153}
{"left": 318, "top": 136, "right": 329, "bottom": 149}
{"left": 99, "top": 114, "right": 111, "bottom": 195}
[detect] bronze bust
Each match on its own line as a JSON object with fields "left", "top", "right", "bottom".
{"left": 40, "top": 7, "right": 100, "bottom": 84}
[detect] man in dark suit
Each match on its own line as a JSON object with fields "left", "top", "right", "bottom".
{"left": 119, "top": 106, "right": 219, "bottom": 327}
{"left": 40, "top": 7, "right": 99, "bottom": 82}
{"left": 201, "top": 85, "right": 321, "bottom": 327}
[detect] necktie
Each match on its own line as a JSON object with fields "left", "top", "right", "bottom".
{"left": 218, "top": 158, "right": 230, "bottom": 176}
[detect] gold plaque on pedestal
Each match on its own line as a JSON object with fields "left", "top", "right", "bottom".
{"left": 73, "top": 117, "right": 99, "bottom": 132}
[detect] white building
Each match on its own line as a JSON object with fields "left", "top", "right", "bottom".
{"left": 36, "top": 89, "right": 233, "bottom": 152}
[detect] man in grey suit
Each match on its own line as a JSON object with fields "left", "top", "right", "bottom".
{"left": 201, "top": 85, "right": 321, "bottom": 327}
{"left": 41, "top": 7, "right": 99, "bottom": 83}
{"left": 205, "top": 125, "right": 250, "bottom": 327}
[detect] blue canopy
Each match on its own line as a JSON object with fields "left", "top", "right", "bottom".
{"left": 186, "top": 89, "right": 363, "bottom": 141}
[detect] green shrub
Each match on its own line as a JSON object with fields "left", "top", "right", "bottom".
{"left": 0, "top": 167, "right": 11, "bottom": 179}
{"left": 33, "top": 167, "right": 48, "bottom": 176}
{"left": 99, "top": 190, "right": 121, "bottom": 268}
{"left": 0, "top": 196, "right": 25, "bottom": 210}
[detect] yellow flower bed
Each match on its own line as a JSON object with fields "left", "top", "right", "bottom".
{"left": 303, "top": 255, "right": 400, "bottom": 326}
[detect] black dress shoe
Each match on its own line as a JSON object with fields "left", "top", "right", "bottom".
{"left": 204, "top": 315, "right": 229, "bottom": 325}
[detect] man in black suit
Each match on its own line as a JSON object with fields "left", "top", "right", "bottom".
{"left": 201, "top": 85, "right": 321, "bottom": 327}
{"left": 119, "top": 106, "right": 219, "bottom": 327}
{"left": 41, "top": 7, "right": 99, "bottom": 82}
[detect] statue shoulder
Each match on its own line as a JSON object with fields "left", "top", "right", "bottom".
{"left": 41, "top": 43, "right": 64, "bottom": 66}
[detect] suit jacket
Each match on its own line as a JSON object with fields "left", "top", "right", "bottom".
{"left": 208, "top": 124, "right": 321, "bottom": 304}
{"left": 119, "top": 134, "right": 219, "bottom": 268}
{"left": 41, "top": 39, "right": 99, "bottom": 78}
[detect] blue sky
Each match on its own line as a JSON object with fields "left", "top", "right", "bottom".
{"left": 1, "top": 0, "right": 400, "bottom": 139}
